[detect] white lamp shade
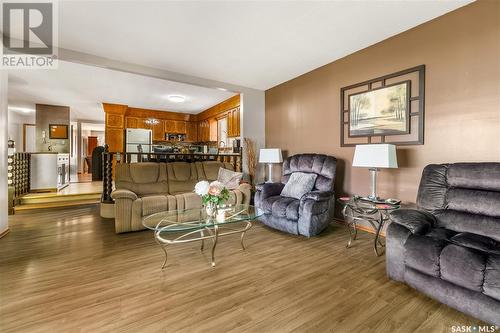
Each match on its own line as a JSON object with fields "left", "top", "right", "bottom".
{"left": 259, "top": 148, "right": 283, "bottom": 163}
{"left": 352, "top": 144, "right": 398, "bottom": 168}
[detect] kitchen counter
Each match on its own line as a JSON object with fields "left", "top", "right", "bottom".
{"left": 192, "top": 152, "right": 241, "bottom": 156}
{"left": 30, "top": 153, "right": 70, "bottom": 192}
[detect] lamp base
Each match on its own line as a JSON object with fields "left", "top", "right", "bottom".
{"left": 369, "top": 168, "right": 379, "bottom": 201}
{"left": 266, "top": 163, "right": 273, "bottom": 183}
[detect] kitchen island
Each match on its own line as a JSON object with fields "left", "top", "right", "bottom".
{"left": 30, "top": 153, "right": 70, "bottom": 192}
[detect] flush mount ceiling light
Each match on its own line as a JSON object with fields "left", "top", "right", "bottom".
{"left": 9, "top": 107, "right": 34, "bottom": 113}
{"left": 167, "top": 95, "right": 186, "bottom": 103}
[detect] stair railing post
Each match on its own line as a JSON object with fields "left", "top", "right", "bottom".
{"left": 101, "top": 144, "right": 114, "bottom": 203}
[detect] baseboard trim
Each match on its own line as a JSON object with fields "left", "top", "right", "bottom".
{"left": 0, "top": 227, "right": 10, "bottom": 239}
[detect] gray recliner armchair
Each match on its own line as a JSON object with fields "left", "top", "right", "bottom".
{"left": 386, "top": 163, "right": 500, "bottom": 325}
{"left": 255, "top": 153, "right": 336, "bottom": 237}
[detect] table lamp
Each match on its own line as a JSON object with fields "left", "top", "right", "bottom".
{"left": 352, "top": 144, "right": 398, "bottom": 201}
{"left": 259, "top": 148, "right": 283, "bottom": 183}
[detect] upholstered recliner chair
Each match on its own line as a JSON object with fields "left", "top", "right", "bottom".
{"left": 255, "top": 154, "right": 336, "bottom": 237}
{"left": 387, "top": 163, "right": 500, "bottom": 325}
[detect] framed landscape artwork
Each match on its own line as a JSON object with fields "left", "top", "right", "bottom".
{"left": 348, "top": 81, "right": 410, "bottom": 137}
{"left": 340, "top": 65, "right": 425, "bottom": 147}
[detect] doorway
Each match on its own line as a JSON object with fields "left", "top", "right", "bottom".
{"left": 22, "top": 124, "right": 36, "bottom": 152}
{"left": 79, "top": 123, "right": 105, "bottom": 182}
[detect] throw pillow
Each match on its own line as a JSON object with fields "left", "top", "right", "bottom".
{"left": 217, "top": 167, "right": 243, "bottom": 190}
{"left": 280, "top": 172, "right": 317, "bottom": 200}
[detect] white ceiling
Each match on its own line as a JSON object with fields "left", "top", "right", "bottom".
{"left": 7, "top": 61, "right": 237, "bottom": 122}
{"left": 54, "top": 0, "right": 473, "bottom": 90}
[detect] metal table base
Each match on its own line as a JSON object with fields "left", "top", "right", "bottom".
{"left": 154, "top": 221, "right": 253, "bottom": 268}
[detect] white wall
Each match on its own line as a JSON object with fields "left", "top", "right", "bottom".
{"left": 241, "top": 90, "right": 266, "bottom": 183}
{"left": 8, "top": 110, "right": 35, "bottom": 152}
{"left": 0, "top": 71, "right": 9, "bottom": 234}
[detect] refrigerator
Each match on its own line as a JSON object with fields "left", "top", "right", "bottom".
{"left": 125, "top": 128, "right": 152, "bottom": 163}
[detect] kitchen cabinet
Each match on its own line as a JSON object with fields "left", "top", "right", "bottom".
{"left": 227, "top": 107, "right": 240, "bottom": 137}
{"left": 197, "top": 120, "right": 210, "bottom": 142}
{"left": 185, "top": 122, "right": 198, "bottom": 142}
{"left": 195, "top": 118, "right": 219, "bottom": 142}
{"left": 209, "top": 118, "right": 218, "bottom": 142}
{"left": 164, "top": 120, "right": 186, "bottom": 134}
{"left": 127, "top": 117, "right": 152, "bottom": 130}
{"left": 138, "top": 118, "right": 152, "bottom": 130}
{"left": 151, "top": 120, "right": 165, "bottom": 141}
{"left": 126, "top": 117, "right": 139, "bottom": 129}
{"left": 127, "top": 117, "right": 189, "bottom": 141}
{"left": 164, "top": 120, "right": 176, "bottom": 133}
{"left": 175, "top": 121, "right": 186, "bottom": 134}
{"left": 106, "top": 114, "right": 124, "bottom": 128}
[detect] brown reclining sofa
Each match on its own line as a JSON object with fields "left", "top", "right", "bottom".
{"left": 111, "top": 161, "right": 251, "bottom": 233}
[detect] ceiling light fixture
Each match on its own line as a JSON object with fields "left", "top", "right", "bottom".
{"left": 9, "top": 107, "right": 34, "bottom": 113}
{"left": 145, "top": 118, "right": 160, "bottom": 125}
{"left": 167, "top": 95, "right": 186, "bottom": 103}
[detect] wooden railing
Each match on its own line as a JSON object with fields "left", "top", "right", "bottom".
{"left": 9, "top": 152, "right": 31, "bottom": 198}
{"left": 101, "top": 145, "right": 242, "bottom": 204}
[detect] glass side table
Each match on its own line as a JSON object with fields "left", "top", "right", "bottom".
{"left": 337, "top": 196, "right": 400, "bottom": 256}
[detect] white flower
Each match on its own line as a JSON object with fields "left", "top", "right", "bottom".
{"left": 194, "top": 181, "right": 210, "bottom": 196}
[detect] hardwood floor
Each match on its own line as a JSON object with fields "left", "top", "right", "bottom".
{"left": 1, "top": 205, "right": 481, "bottom": 332}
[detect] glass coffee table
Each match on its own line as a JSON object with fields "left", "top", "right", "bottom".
{"left": 143, "top": 204, "right": 262, "bottom": 268}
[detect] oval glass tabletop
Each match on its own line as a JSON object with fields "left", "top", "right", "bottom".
{"left": 142, "top": 204, "right": 262, "bottom": 232}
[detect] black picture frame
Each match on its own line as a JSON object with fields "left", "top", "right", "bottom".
{"left": 340, "top": 64, "right": 425, "bottom": 147}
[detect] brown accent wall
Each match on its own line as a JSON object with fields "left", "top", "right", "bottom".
{"left": 265, "top": 0, "right": 500, "bottom": 204}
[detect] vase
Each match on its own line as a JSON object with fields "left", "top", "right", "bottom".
{"left": 205, "top": 202, "right": 217, "bottom": 218}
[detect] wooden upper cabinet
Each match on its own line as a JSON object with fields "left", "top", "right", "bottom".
{"left": 227, "top": 113, "right": 233, "bottom": 138}
{"left": 137, "top": 118, "right": 152, "bottom": 130}
{"left": 164, "top": 120, "right": 175, "bottom": 133}
{"left": 227, "top": 107, "right": 240, "bottom": 137}
{"left": 151, "top": 120, "right": 165, "bottom": 141}
{"left": 185, "top": 122, "right": 198, "bottom": 142}
{"left": 175, "top": 121, "right": 186, "bottom": 134}
{"left": 107, "top": 114, "right": 124, "bottom": 128}
{"left": 209, "top": 118, "right": 218, "bottom": 142}
{"left": 164, "top": 120, "right": 186, "bottom": 134}
{"left": 125, "top": 117, "right": 138, "bottom": 129}
{"left": 127, "top": 116, "right": 164, "bottom": 140}
{"left": 197, "top": 120, "right": 210, "bottom": 142}
{"left": 235, "top": 108, "right": 240, "bottom": 136}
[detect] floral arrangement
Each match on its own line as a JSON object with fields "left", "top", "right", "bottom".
{"left": 194, "top": 180, "right": 230, "bottom": 208}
